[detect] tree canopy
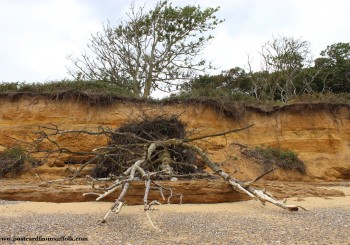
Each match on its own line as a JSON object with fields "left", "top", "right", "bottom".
{"left": 314, "top": 42, "right": 350, "bottom": 93}
{"left": 181, "top": 38, "right": 350, "bottom": 103}
{"left": 68, "top": 0, "right": 223, "bottom": 98}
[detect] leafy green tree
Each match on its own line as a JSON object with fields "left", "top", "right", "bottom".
{"left": 315, "top": 42, "right": 350, "bottom": 93}
{"left": 68, "top": 1, "right": 223, "bottom": 98}
{"left": 180, "top": 67, "right": 252, "bottom": 98}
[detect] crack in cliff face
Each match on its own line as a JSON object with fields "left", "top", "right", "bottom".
{"left": 0, "top": 97, "right": 349, "bottom": 182}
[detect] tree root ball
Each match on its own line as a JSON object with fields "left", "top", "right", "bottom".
{"left": 91, "top": 116, "right": 201, "bottom": 178}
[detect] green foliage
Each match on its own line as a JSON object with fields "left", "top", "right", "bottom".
{"left": 181, "top": 39, "right": 350, "bottom": 103}
{"left": 68, "top": 0, "right": 223, "bottom": 98}
{"left": 1, "top": 146, "right": 25, "bottom": 159}
{"left": 0, "top": 82, "right": 18, "bottom": 92}
{"left": 0, "top": 80, "right": 133, "bottom": 97}
{"left": 315, "top": 42, "right": 350, "bottom": 93}
{"left": 290, "top": 92, "right": 350, "bottom": 104}
{"left": 182, "top": 67, "right": 249, "bottom": 92}
{"left": 1, "top": 80, "right": 348, "bottom": 109}
{"left": 0, "top": 146, "right": 26, "bottom": 178}
{"left": 257, "top": 146, "right": 298, "bottom": 162}
{"left": 244, "top": 146, "right": 306, "bottom": 174}
{"left": 178, "top": 89, "right": 256, "bottom": 104}
{"left": 1, "top": 40, "right": 349, "bottom": 105}
{"left": 180, "top": 67, "right": 255, "bottom": 101}
{"left": 320, "top": 42, "right": 350, "bottom": 64}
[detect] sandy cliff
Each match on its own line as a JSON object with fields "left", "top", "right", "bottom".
{"left": 0, "top": 96, "right": 349, "bottom": 182}
{"left": 0, "top": 96, "right": 349, "bottom": 203}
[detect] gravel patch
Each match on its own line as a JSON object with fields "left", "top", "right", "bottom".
{"left": 0, "top": 199, "right": 27, "bottom": 205}
{"left": 0, "top": 206, "right": 349, "bottom": 244}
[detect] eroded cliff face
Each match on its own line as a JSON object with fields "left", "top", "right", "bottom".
{"left": 0, "top": 97, "right": 349, "bottom": 181}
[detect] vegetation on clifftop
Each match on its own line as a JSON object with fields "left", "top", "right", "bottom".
{"left": 0, "top": 2, "right": 349, "bottom": 114}
{"left": 0, "top": 80, "right": 134, "bottom": 97}
{"left": 0, "top": 80, "right": 349, "bottom": 122}
{"left": 1, "top": 1, "right": 349, "bottom": 105}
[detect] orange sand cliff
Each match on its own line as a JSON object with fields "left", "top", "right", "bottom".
{"left": 0, "top": 97, "right": 349, "bottom": 182}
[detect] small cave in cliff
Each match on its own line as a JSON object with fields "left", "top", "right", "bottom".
{"left": 91, "top": 116, "right": 203, "bottom": 178}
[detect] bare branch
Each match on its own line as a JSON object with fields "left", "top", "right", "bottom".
{"left": 243, "top": 168, "right": 276, "bottom": 187}
{"left": 184, "top": 124, "right": 254, "bottom": 142}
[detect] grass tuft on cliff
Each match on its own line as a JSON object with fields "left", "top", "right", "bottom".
{"left": 243, "top": 146, "right": 307, "bottom": 174}
{"left": 0, "top": 80, "right": 132, "bottom": 95}
{"left": 0, "top": 80, "right": 135, "bottom": 105}
{"left": 0, "top": 146, "right": 26, "bottom": 178}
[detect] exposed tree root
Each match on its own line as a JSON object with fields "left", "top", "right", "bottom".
{"left": 82, "top": 130, "right": 305, "bottom": 225}
{"left": 22, "top": 121, "right": 306, "bottom": 229}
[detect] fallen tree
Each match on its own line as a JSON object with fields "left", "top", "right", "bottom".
{"left": 23, "top": 116, "right": 305, "bottom": 227}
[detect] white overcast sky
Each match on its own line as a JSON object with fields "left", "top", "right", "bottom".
{"left": 0, "top": 0, "right": 349, "bottom": 83}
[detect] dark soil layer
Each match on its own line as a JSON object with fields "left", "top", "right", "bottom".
{"left": 0, "top": 91, "right": 349, "bottom": 120}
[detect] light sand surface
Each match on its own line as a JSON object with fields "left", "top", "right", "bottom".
{"left": 0, "top": 196, "right": 349, "bottom": 217}
{"left": 0, "top": 186, "right": 349, "bottom": 244}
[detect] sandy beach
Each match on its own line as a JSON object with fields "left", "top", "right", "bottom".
{"left": 0, "top": 186, "right": 349, "bottom": 244}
